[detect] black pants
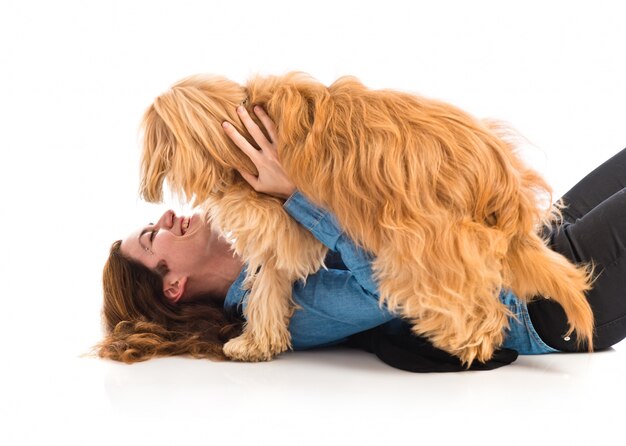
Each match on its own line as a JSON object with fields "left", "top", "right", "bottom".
{"left": 528, "top": 147, "right": 626, "bottom": 352}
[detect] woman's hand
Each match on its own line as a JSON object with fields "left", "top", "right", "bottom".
{"left": 222, "top": 105, "right": 296, "bottom": 200}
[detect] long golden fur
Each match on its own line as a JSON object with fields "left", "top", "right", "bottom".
{"left": 140, "top": 72, "right": 596, "bottom": 366}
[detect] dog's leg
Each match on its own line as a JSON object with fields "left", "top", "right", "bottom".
{"left": 373, "top": 220, "right": 513, "bottom": 367}
{"left": 211, "top": 189, "right": 328, "bottom": 361}
{"left": 222, "top": 243, "right": 328, "bottom": 362}
{"left": 223, "top": 257, "right": 297, "bottom": 361}
{"left": 504, "top": 233, "right": 595, "bottom": 352}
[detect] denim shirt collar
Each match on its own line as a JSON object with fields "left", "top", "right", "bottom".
{"left": 223, "top": 263, "right": 249, "bottom": 315}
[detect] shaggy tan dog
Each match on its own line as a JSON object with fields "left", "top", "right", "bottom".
{"left": 139, "top": 72, "right": 595, "bottom": 366}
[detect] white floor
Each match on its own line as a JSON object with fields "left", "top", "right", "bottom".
{"left": 3, "top": 340, "right": 626, "bottom": 446}
{"left": 2, "top": 1, "right": 625, "bottom": 445}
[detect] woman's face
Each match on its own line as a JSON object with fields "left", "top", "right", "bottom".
{"left": 120, "top": 209, "right": 221, "bottom": 302}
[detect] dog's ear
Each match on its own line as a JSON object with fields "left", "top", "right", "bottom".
{"left": 142, "top": 74, "right": 260, "bottom": 205}
{"left": 140, "top": 103, "right": 173, "bottom": 203}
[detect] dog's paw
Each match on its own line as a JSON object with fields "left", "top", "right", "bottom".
{"left": 413, "top": 322, "right": 505, "bottom": 368}
{"left": 456, "top": 330, "right": 505, "bottom": 367}
{"left": 223, "top": 334, "right": 284, "bottom": 362}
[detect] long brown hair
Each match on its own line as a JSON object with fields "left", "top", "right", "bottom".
{"left": 97, "top": 240, "right": 242, "bottom": 364}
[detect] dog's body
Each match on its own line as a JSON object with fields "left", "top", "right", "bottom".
{"left": 140, "top": 72, "right": 595, "bottom": 366}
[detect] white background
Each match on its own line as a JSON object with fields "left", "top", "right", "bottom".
{"left": 1, "top": 1, "right": 625, "bottom": 445}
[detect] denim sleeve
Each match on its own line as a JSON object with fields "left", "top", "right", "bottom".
{"left": 283, "top": 190, "right": 381, "bottom": 298}
{"left": 287, "top": 269, "right": 397, "bottom": 349}
{"left": 282, "top": 190, "right": 397, "bottom": 349}
{"left": 224, "top": 261, "right": 397, "bottom": 350}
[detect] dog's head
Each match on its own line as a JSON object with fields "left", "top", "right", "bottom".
{"left": 140, "top": 72, "right": 329, "bottom": 206}
{"left": 139, "top": 74, "right": 260, "bottom": 206}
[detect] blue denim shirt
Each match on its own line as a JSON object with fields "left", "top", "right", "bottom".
{"left": 223, "top": 190, "right": 561, "bottom": 355}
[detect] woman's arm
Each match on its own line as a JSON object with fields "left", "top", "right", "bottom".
{"left": 282, "top": 190, "right": 397, "bottom": 349}
{"left": 222, "top": 106, "right": 398, "bottom": 349}
{"left": 223, "top": 105, "right": 382, "bottom": 298}
{"left": 283, "top": 190, "right": 382, "bottom": 297}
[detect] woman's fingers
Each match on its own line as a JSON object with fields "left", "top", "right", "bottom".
{"left": 237, "top": 167, "right": 260, "bottom": 189}
{"left": 222, "top": 121, "right": 260, "bottom": 162}
{"left": 222, "top": 121, "right": 259, "bottom": 187}
{"left": 236, "top": 106, "right": 272, "bottom": 149}
{"left": 253, "top": 106, "right": 278, "bottom": 144}
{"left": 222, "top": 105, "right": 294, "bottom": 198}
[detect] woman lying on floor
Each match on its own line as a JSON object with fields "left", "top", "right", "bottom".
{"left": 98, "top": 106, "right": 626, "bottom": 372}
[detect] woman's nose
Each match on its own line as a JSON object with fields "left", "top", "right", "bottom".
{"left": 157, "top": 210, "right": 176, "bottom": 229}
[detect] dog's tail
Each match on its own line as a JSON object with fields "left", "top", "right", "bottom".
{"left": 480, "top": 120, "right": 596, "bottom": 352}
{"left": 504, "top": 233, "right": 596, "bottom": 352}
